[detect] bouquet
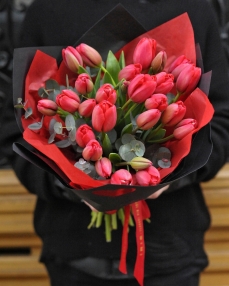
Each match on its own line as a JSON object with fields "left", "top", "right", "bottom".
{"left": 13, "top": 6, "right": 214, "bottom": 285}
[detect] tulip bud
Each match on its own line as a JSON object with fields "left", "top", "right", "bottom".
{"left": 129, "top": 157, "right": 152, "bottom": 170}
{"left": 110, "top": 169, "right": 133, "bottom": 185}
{"left": 161, "top": 101, "right": 186, "bottom": 126}
{"left": 37, "top": 99, "right": 58, "bottom": 116}
{"left": 76, "top": 43, "right": 102, "bottom": 67}
{"left": 62, "top": 46, "right": 83, "bottom": 73}
{"left": 128, "top": 74, "right": 157, "bottom": 103}
{"left": 95, "top": 83, "right": 117, "bottom": 104}
{"left": 82, "top": 139, "right": 103, "bottom": 161}
{"left": 151, "top": 51, "right": 167, "bottom": 74}
{"left": 56, "top": 89, "right": 80, "bottom": 113}
{"left": 154, "top": 72, "right": 174, "bottom": 94}
{"left": 75, "top": 73, "right": 94, "bottom": 95}
{"left": 176, "top": 65, "right": 201, "bottom": 95}
{"left": 173, "top": 118, "right": 197, "bottom": 139}
{"left": 76, "top": 124, "right": 96, "bottom": 148}
{"left": 78, "top": 99, "right": 96, "bottom": 117}
{"left": 133, "top": 38, "right": 157, "bottom": 70}
{"left": 136, "top": 109, "right": 161, "bottom": 130}
{"left": 95, "top": 157, "right": 112, "bottom": 178}
{"left": 145, "top": 93, "right": 168, "bottom": 112}
{"left": 92, "top": 100, "right": 117, "bottom": 132}
{"left": 135, "top": 166, "right": 160, "bottom": 186}
{"left": 118, "top": 63, "right": 142, "bottom": 81}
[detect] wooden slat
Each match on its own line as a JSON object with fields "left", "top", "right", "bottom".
{"left": 200, "top": 272, "right": 229, "bottom": 286}
{"left": 202, "top": 189, "right": 229, "bottom": 206}
{"left": 0, "top": 234, "right": 42, "bottom": 248}
{"left": 204, "top": 242, "right": 229, "bottom": 272}
{"left": 0, "top": 195, "right": 36, "bottom": 213}
{"left": 209, "top": 207, "right": 229, "bottom": 227}
{"left": 0, "top": 278, "right": 50, "bottom": 286}
{"left": 205, "top": 227, "right": 229, "bottom": 242}
{"left": 0, "top": 169, "right": 28, "bottom": 195}
{"left": 0, "top": 214, "right": 34, "bottom": 234}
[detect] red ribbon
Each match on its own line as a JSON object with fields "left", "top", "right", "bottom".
{"left": 119, "top": 200, "right": 150, "bottom": 286}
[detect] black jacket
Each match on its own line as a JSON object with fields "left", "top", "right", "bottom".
{"left": 1, "top": 0, "right": 229, "bottom": 276}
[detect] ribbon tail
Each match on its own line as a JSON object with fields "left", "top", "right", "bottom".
{"left": 131, "top": 201, "right": 145, "bottom": 286}
{"left": 119, "top": 205, "right": 131, "bottom": 274}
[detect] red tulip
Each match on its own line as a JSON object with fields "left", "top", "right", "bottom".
{"left": 37, "top": 99, "right": 58, "bottom": 116}
{"left": 78, "top": 99, "right": 96, "bottom": 117}
{"left": 110, "top": 169, "right": 133, "bottom": 185}
{"left": 75, "top": 73, "right": 93, "bottom": 95}
{"left": 168, "top": 55, "right": 192, "bottom": 74}
{"left": 92, "top": 100, "right": 117, "bottom": 132}
{"left": 136, "top": 109, "right": 161, "bottom": 130}
{"left": 133, "top": 37, "right": 157, "bottom": 70}
{"left": 95, "top": 157, "right": 112, "bottom": 178}
{"left": 145, "top": 93, "right": 168, "bottom": 111}
{"left": 127, "top": 74, "right": 157, "bottom": 103}
{"left": 161, "top": 101, "right": 186, "bottom": 126}
{"left": 82, "top": 139, "right": 103, "bottom": 161}
{"left": 173, "top": 118, "right": 197, "bottom": 139}
{"left": 176, "top": 64, "right": 201, "bottom": 95}
{"left": 76, "top": 124, "right": 96, "bottom": 148}
{"left": 154, "top": 72, "right": 174, "bottom": 94}
{"left": 118, "top": 63, "right": 142, "bottom": 81}
{"left": 62, "top": 46, "right": 83, "bottom": 73}
{"left": 56, "top": 89, "right": 80, "bottom": 113}
{"left": 95, "top": 84, "right": 117, "bottom": 104}
{"left": 135, "top": 166, "right": 160, "bottom": 186}
{"left": 76, "top": 43, "right": 102, "bottom": 67}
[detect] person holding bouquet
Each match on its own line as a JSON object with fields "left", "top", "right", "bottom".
{"left": 1, "top": 0, "right": 229, "bottom": 285}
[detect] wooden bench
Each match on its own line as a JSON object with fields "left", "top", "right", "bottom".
{"left": 0, "top": 164, "right": 229, "bottom": 286}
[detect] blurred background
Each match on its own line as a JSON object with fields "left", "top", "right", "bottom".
{"left": 0, "top": 1, "right": 229, "bottom": 286}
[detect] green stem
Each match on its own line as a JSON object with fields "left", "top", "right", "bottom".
{"left": 121, "top": 98, "right": 132, "bottom": 110}
{"left": 87, "top": 211, "right": 98, "bottom": 229}
{"left": 99, "top": 65, "right": 116, "bottom": 86}
{"left": 172, "top": 92, "right": 182, "bottom": 103}
{"left": 147, "top": 134, "right": 174, "bottom": 143}
{"left": 124, "top": 102, "right": 138, "bottom": 119}
{"left": 95, "top": 212, "right": 103, "bottom": 228}
{"left": 105, "top": 214, "right": 112, "bottom": 242}
{"left": 111, "top": 213, "right": 117, "bottom": 230}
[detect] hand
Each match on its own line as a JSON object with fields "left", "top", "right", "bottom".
{"left": 147, "top": 185, "right": 169, "bottom": 199}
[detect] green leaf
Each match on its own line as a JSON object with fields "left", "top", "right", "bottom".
{"left": 146, "top": 129, "right": 166, "bottom": 142}
{"left": 105, "top": 50, "right": 120, "bottom": 84}
{"left": 121, "top": 123, "right": 133, "bottom": 136}
{"left": 102, "top": 133, "right": 113, "bottom": 157}
{"left": 109, "top": 153, "right": 122, "bottom": 164}
{"left": 45, "top": 79, "right": 60, "bottom": 91}
{"left": 119, "top": 51, "right": 125, "bottom": 69}
{"left": 78, "top": 65, "right": 88, "bottom": 74}
{"left": 92, "top": 68, "right": 102, "bottom": 98}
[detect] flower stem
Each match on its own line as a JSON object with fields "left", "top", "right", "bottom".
{"left": 147, "top": 134, "right": 174, "bottom": 143}
{"left": 105, "top": 214, "right": 112, "bottom": 242}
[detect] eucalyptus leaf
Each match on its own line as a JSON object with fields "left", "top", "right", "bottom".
{"left": 115, "top": 138, "right": 122, "bottom": 151}
{"left": 54, "top": 122, "right": 63, "bottom": 134}
{"left": 55, "top": 139, "right": 72, "bottom": 148}
{"left": 28, "top": 122, "right": 43, "bottom": 130}
{"left": 49, "top": 118, "right": 57, "bottom": 133}
{"left": 25, "top": 107, "right": 33, "bottom": 119}
{"left": 69, "top": 127, "right": 76, "bottom": 142}
{"left": 106, "top": 129, "right": 117, "bottom": 143}
{"left": 65, "top": 114, "right": 76, "bottom": 131}
{"left": 130, "top": 140, "right": 145, "bottom": 157}
{"left": 158, "top": 159, "right": 171, "bottom": 168}
{"left": 45, "top": 79, "right": 60, "bottom": 90}
{"left": 119, "top": 144, "right": 136, "bottom": 161}
{"left": 121, "top": 133, "right": 135, "bottom": 144}
{"left": 48, "top": 132, "right": 56, "bottom": 144}
{"left": 38, "top": 87, "right": 49, "bottom": 98}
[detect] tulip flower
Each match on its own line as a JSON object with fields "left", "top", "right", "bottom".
{"left": 82, "top": 139, "right": 103, "bottom": 161}
{"left": 75, "top": 73, "right": 94, "bottom": 95}
{"left": 78, "top": 99, "right": 96, "bottom": 117}
{"left": 95, "top": 157, "right": 112, "bottom": 178}
{"left": 133, "top": 37, "right": 157, "bottom": 70}
{"left": 135, "top": 166, "right": 160, "bottom": 186}
{"left": 145, "top": 93, "right": 168, "bottom": 111}
{"left": 151, "top": 51, "right": 167, "bottom": 74}
{"left": 92, "top": 100, "right": 117, "bottom": 133}
{"left": 75, "top": 124, "right": 96, "bottom": 148}
{"left": 136, "top": 109, "right": 161, "bottom": 130}
{"left": 168, "top": 55, "right": 192, "bottom": 74}
{"left": 56, "top": 89, "right": 80, "bottom": 113}
{"left": 76, "top": 43, "right": 102, "bottom": 67}
{"left": 161, "top": 101, "right": 186, "bottom": 126}
{"left": 154, "top": 72, "right": 174, "bottom": 94}
{"left": 176, "top": 64, "right": 201, "bottom": 95}
{"left": 62, "top": 46, "right": 83, "bottom": 73}
{"left": 95, "top": 84, "right": 117, "bottom": 104}
{"left": 37, "top": 99, "right": 58, "bottom": 116}
{"left": 173, "top": 118, "right": 197, "bottom": 139}
{"left": 129, "top": 157, "right": 152, "bottom": 170}
{"left": 127, "top": 74, "right": 157, "bottom": 103}
{"left": 118, "top": 63, "right": 142, "bottom": 81}
{"left": 110, "top": 169, "right": 133, "bottom": 185}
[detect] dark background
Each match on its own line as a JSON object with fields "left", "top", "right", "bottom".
{"left": 0, "top": 0, "right": 229, "bottom": 168}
